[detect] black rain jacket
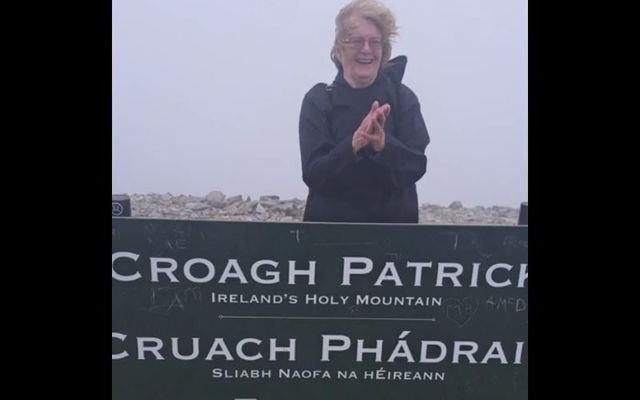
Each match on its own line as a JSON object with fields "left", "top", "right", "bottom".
{"left": 299, "top": 56, "right": 429, "bottom": 223}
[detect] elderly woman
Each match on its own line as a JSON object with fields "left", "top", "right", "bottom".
{"left": 299, "top": 0, "right": 430, "bottom": 223}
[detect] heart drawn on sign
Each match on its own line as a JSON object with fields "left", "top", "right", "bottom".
{"left": 442, "top": 297, "right": 479, "bottom": 327}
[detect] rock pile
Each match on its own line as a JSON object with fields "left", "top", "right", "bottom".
{"left": 126, "top": 191, "right": 521, "bottom": 225}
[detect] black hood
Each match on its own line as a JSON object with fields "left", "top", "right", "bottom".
{"left": 381, "top": 55, "right": 408, "bottom": 84}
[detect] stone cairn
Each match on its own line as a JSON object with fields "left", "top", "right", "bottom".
{"left": 126, "top": 191, "right": 520, "bottom": 225}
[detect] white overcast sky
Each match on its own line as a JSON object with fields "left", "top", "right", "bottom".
{"left": 112, "top": 0, "right": 527, "bottom": 207}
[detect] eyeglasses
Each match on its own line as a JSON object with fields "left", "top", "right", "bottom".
{"left": 341, "top": 36, "right": 384, "bottom": 50}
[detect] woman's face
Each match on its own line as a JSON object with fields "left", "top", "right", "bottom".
{"left": 337, "top": 16, "right": 383, "bottom": 88}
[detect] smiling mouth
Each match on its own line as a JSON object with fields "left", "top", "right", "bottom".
{"left": 356, "top": 59, "right": 374, "bottom": 64}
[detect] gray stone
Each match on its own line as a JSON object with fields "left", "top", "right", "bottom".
{"left": 205, "top": 190, "right": 226, "bottom": 206}
{"left": 260, "top": 195, "right": 280, "bottom": 201}
{"left": 226, "top": 195, "right": 243, "bottom": 205}
{"left": 185, "top": 202, "right": 208, "bottom": 211}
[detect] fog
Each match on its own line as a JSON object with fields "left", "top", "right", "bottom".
{"left": 112, "top": 0, "right": 527, "bottom": 207}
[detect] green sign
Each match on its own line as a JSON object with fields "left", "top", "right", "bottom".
{"left": 112, "top": 218, "right": 528, "bottom": 399}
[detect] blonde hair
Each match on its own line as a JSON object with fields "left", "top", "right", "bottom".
{"left": 330, "top": 0, "right": 398, "bottom": 69}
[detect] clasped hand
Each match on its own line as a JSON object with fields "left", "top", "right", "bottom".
{"left": 352, "top": 101, "right": 390, "bottom": 154}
